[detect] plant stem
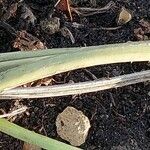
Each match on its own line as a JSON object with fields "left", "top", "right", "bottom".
{"left": 0, "top": 41, "right": 150, "bottom": 92}
{"left": 1, "top": 70, "right": 150, "bottom": 99}
{"left": 0, "top": 118, "right": 81, "bottom": 150}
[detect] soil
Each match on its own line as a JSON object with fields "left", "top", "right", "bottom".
{"left": 0, "top": 0, "right": 150, "bottom": 150}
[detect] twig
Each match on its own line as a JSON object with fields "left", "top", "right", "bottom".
{"left": 71, "top": 1, "right": 115, "bottom": 17}
{"left": 0, "top": 70, "right": 150, "bottom": 99}
{"left": 94, "top": 26, "right": 122, "bottom": 31}
{"left": 65, "top": 21, "right": 122, "bottom": 31}
{"left": 0, "top": 106, "right": 27, "bottom": 118}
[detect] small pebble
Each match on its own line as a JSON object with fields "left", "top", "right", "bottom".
{"left": 117, "top": 7, "right": 132, "bottom": 25}
{"left": 56, "top": 106, "right": 91, "bottom": 146}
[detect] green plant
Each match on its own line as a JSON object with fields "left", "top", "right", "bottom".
{"left": 0, "top": 41, "right": 150, "bottom": 92}
{"left": 0, "top": 118, "right": 81, "bottom": 150}
{"left": 0, "top": 41, "right": 150, "bottom": 149}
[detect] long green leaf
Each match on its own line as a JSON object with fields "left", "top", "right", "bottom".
{"left": 0, "top": 41, "right": 150, "bottom": 92}
{"left": 0, "top": 119, "right": 81, "bottom": 150}
{"left": 0, "top": 47, "right": 83, "bottom": 71}
{"left": 0, "top": 56, "right": 50, "bottom": 71}
{"left": 0, "top": 47, "right": 81, "bottom": 62}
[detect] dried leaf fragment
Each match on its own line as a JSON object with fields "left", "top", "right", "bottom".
{"left": 134, "top": 19, "right": 150, "bottom": 40}
{"left": 13, "top": 30, "right": 46, "bottom": 51}
{"left": 22, "top": 77, "right": 53, "bottom": 87}
{"left": 23, "top": 143, "right": 41, "bottom": 150}
{"left": 139, "top": 19, "right": 150, "bottom": 34}
{"left": 55, "top": 0, "right": 72, "bottom": 21}
{"left": 117, "top": 7, "right": 132, "bottom": 25}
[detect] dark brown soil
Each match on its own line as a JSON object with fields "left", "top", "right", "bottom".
{"left": 0, "top": 0, "right": 150, "bottom": 150}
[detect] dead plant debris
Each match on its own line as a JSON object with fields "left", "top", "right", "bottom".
{"left": 71, "top": 1, "right": 116, "bottom": 17}
{"left": 21, "top": 77, "right": 54, "bottom": 88}
{"left": 23, "top": 143, "right": 41, "bottom": 150}
{"left": 134, "top": 19, "right": 150, "bottom": 40}
{"left": 55, "top": 0, "right": 73, "bottom": 21}
{"left": 13, "top": 30, "right": 46, "bottom": 51}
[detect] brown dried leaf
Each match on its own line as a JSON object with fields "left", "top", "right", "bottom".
{"left": 55, "top": 0, "right": 72, "bottom": 21}
{"left": 31, "top": 77, "right": 53, "bottom": 87}
{"left": 13, "top": 30, "right": 46, "bottom": 51}
{"left": 21, "top": 77, "right": 54, "bottom": 88}
{"left": 23, "top": 143, "right": 41, "bottom": 150}
{"left": 134, "top": 19, "right": 150, "bottom": 40}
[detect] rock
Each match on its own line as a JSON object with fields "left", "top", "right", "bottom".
{"left": 117, "top": 7, "right": 132, "bottom": 25}
{"left": 56, "top": 106, "right": 91, "bottom": 146}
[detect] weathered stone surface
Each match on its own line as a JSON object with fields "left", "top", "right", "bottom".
{"left": 56, "top": 106, "right": 91, "bottom": 146}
